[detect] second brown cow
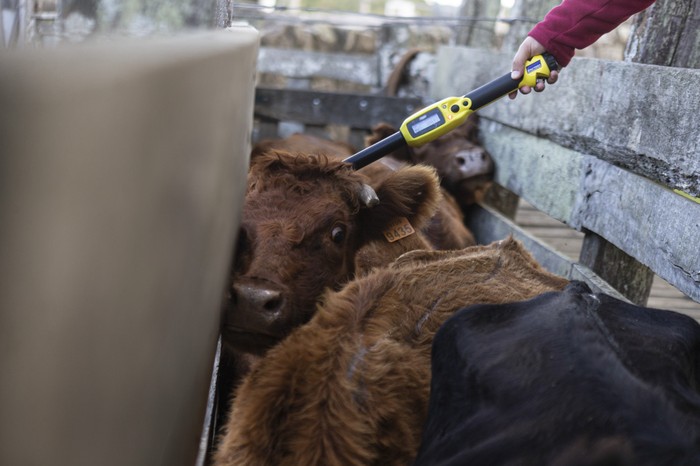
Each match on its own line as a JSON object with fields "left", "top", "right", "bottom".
{"left": 366, "top": 115, "right": 494, "bottom": 208}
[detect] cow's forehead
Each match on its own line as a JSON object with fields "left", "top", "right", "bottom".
{"left": 244, "top": 188, "right": 357, "bottom": 226}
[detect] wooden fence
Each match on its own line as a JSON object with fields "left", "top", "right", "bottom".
{"left": 252, "top": 39, "right": 699, "bottom": 310}
{"left": 432, "top": 46, "right": 699, "bottom": 306}
{"left": 254, "top": 45, "right": 424, "bottom": 149}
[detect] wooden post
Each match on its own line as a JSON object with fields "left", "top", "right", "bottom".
{"left": 579, "top": 231, "right": 655, "bottom": 306}
{"left": 624, "top": 0, "right": 700, "bottom": 69}
{"left": 483, "top": 184, "right": 520, "bottom": 219}
{"left": 500, "top": 0, "right": 560, "bottom": 53}
{"left": 456, "top": 0, "right": 500, "bottom": 48}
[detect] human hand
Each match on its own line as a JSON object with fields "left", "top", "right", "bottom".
{"left": 508, "top": 36, "right": 558, "bottom": 100}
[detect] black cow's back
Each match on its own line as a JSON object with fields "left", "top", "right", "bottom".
{"left": 415, "top": 281, "right": 700, "bottom": 466}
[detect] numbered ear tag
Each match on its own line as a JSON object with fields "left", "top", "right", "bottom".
{"left": 383, "top": 217, "right": 416, "bottom": 243}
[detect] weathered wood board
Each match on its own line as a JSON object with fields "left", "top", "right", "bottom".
{"left": 255, "top": 87, "right": 422, "bottom": 130}
{"left": 514, "top": 200, "right": 700, "bottom": 316}
{"left": 625, "top": 0, "right": 700, "bottom": 69}
{"left": 433, "top": 46, "right": 700, "bottom": 304}
{"left": 480, "top": 121, "right": 699, "bottom": 303}
{"left": 258, "top": 47, "right": 380, "bottom": 87}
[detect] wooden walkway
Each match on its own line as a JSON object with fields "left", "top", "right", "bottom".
{"left": 514, "top": 200, "right": 700, "bottom": 320}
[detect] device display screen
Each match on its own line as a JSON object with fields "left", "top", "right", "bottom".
{"left": 407, "top": 108, "right": 445, "bottom": 138}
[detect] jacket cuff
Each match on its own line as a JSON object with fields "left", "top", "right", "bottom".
{"left": 528, "top": 27, "right": 574, "bottom": 68}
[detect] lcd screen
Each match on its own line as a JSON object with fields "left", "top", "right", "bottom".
{"left": 408, "top": 109, "right": 444, "bottom": 137}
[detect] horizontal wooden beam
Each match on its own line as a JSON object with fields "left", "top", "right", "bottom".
{"left": 258, "top": 47, "right": 380, "bottom": 87}
{"left": 255, "top": 87, "right": 421, "bottom": 129}
{"left": 432, "top": 46, "right": 700, "bottom": 197}
{"left": 476, "top": 121, "right": 700, "bottom": 304}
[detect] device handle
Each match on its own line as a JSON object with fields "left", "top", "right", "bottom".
{"left": 464, "top": 73, "right": 521, "bottom": 111}
{"left": 343, "top": 131, "right": 405, "bottom": 170}
{"left": 464, "top": 52, "right": 559, "bottom": 111}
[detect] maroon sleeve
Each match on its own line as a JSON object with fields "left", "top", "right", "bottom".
{"left": 528, "top": 0, "right": 655, "bottom": 67}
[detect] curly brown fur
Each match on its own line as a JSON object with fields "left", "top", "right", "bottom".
{"left": 226, "top": 150, "right": 449, "bottom": 383}
{"left": 215, "top": 238, "right": 569, "bottom": 466}
{"left": 251, "top": 133, "right": 355, "bottom": 160}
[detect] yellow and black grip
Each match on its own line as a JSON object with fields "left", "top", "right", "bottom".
{"left": 344, "top": 53, "right": 559, "bottom": 170}
{"left": 465, "top": 52, "right": 559, "bottom": 111}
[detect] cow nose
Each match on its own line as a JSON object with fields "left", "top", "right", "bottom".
{"left": 455, "top": 149, "right": 493, "bottom": 178}
{"left": 233, "top": 282, "right": 285, "bottom": 322}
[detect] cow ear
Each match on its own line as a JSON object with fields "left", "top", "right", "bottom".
{"left": 364, "top": 123, "right": 396, "bottom": 147}
{"left": 360, "top": 164, "right": 441, "bottom": 238}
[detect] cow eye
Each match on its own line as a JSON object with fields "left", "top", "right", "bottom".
{"left": 331, "top": 225, "right": 346, "bottom": 244}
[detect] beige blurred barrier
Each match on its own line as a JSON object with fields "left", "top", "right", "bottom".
{"left": 0, "top": 26, "right": 258, "bottom": 466}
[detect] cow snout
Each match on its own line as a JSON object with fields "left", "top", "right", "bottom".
{"left": 235, "top": 282, "right": 284, "bottom": 316}
{"left": 454, "top": 148, "right": 493, "bottom": 178}
{"left": 232, "top": 281, "right": 286, "bottom": 327}
{"left": 224, "top": 279, "right": 292, "bottom": 354}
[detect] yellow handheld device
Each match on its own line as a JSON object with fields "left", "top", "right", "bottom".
{"left": 344, "top": 53, "right": 558, "bottom": 169}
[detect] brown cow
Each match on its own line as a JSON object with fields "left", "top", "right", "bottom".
{"left": 214, "top": 238, "right": 569, "bottom": 466}
{"left": 366, "top": 116, "right": 494, "bottom": 207}
{"left": 224, "top": 141, "right": 474, "bottom": 384}
{"left": 251, "top": 132, "right": 476, "bottom": 252}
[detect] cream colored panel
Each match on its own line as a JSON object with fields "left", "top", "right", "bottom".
{"left": 0, "top": 26, "right": 258, "bottom": 466}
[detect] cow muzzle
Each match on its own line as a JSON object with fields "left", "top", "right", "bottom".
{"left": 224, "top": 278, "right": 291, "bottom": 354}
{"left": 454, "top": 148, "right": 493, "bottom": 179}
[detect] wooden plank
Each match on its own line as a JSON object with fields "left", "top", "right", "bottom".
{"left": 432, "top": 46, "right": 700, "bottom": 197}
{"left": 258, "top": 47, "right": 380, "bottom": 87}
{"left": 513, "top": 199, "right": 700, "bottom": 315}
{"left": 479, "top": 121, "right": 583, "bottom": 224}
{"left": 474, "top": 122, "right": 700, "bottom": 303}
{"left": 579, "top": 231, "right": 654, "bottom": 305}
{"left": 465, "top": 203, "right": 629, "bottom": 301}
{"left": 253, "top": 118, "right": 282, "bottom": 142}
{"left": 254, "top": 87, "right": 421, "bottom": 129}
{"left": 482, "top": 183, "right": 519, "bottom": 219}
{"left": 573, "top": 159, "right": 700, "bottom": 303}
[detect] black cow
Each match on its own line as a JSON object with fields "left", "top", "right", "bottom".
{"left": 415, "top": 281, "right": 700, "bottom": 466}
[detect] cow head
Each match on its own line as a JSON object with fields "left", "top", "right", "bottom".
{"left": 366, "top": 115, "right": 493, "bottom": 206}
{"left": 224, "top": 150, "right": 441, "bottom": 356}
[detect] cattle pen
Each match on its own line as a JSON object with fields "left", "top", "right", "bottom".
{"left": 213, "top": 6, "right": 700, "bottom": 463}
{"left": 247, "top": 9, "right": 700, "bottom": 316}
{"left": 1, "top": 1, "right": 699, "bottom": 465}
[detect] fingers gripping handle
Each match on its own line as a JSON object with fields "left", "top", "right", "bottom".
{"left": 464, "top": 52, "right": 559, "bottom": 110}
